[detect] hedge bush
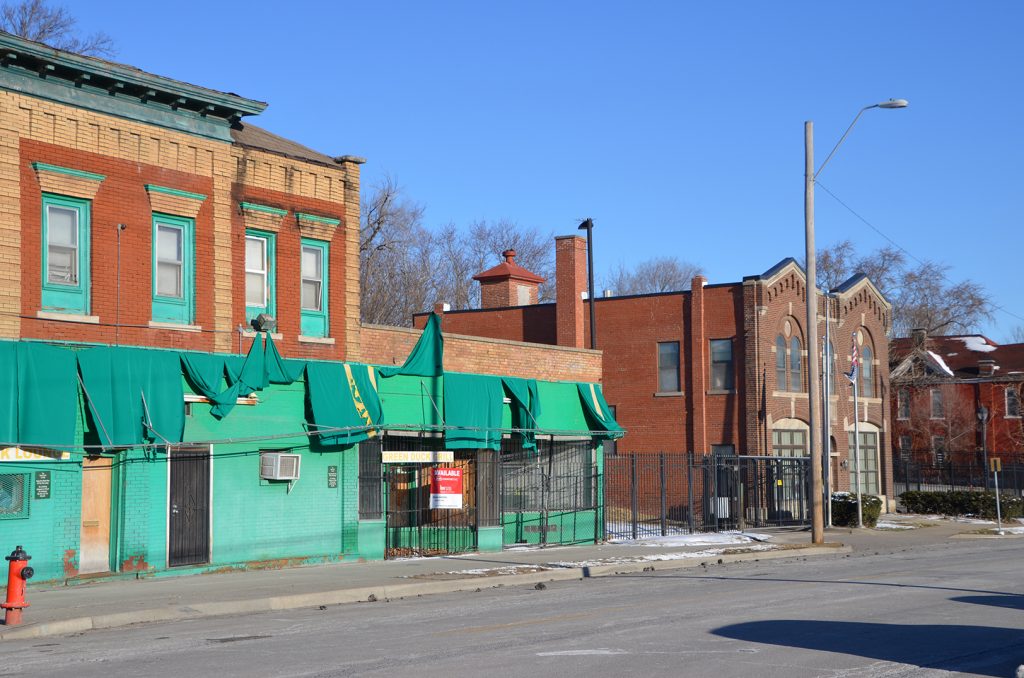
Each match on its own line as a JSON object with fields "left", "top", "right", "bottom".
{"left": 831, "top": 493, "right": 883, "bottom": 528}
{"left": 899, "top": 490, "right": 1023, "bottom": 519}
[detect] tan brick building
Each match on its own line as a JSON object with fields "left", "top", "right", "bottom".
{"left": 419, "top": 241, "right": 895, "bottom": 502}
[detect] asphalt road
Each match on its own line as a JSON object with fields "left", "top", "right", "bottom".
{"left": 3, "top": 538, "right": 1022, "bottom": 678}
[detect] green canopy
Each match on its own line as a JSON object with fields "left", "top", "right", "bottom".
{"left": 378, "top": 312, "right": 443, "bottom": 378}
{"left": 0, "top": 342, "right": 77, "bottom": 448}
{"left": 305, "top": 362, "right": 374, "bottom": 446}
{"left": 502, "top": 377, "right": 541, "bottom": 449}
{"left": 444, "top": 372, "right": 504, "bottom": 450}
{"left": 577, "top": 382, "right": 624, "bottom": 439}
{"left": 78, "top": 347, "right": 185, "bottom": 446}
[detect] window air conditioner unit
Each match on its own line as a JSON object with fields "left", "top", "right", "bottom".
{"left": 260, "top": 452, "right": 301, "bottom": 481}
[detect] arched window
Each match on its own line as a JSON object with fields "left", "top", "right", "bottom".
{"left": 790, "top": 336, "right": 802, "bottom": 392}
{"left": 776, "top": 335, "right": 787, "bottom": 390}
{"left": 860, "top": 345, "right": 873, "bottom": 397}
{"left": 828, "top": 342, "right": 836, "bottom": 395}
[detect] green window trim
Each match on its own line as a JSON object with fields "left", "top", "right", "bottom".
{"left": 31, "top": 162, "right": 106, "bottom": 182}
{"left": 144, "top": 184, "right": 207, "bottom": 201}
{"left": 241, "top": 202, "right": 288, "bottom": 217}
{"left": 245, "top": 229, "right": 276, "bottom": 323}
{"left": 295, "top": 212, "right": 340, "bottom": 226}
{"left": 41, "top": 193, "right": 91, "bottom": 315}
{"left": 151, "top": 213, "right": 195, "bottom": 324}
{"left": 300, "top": 238, "right": 329, "bottom": 337}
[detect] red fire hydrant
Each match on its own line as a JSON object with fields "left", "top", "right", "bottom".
{"left": 2, "top": 545, "right": 34, "bottom": 626}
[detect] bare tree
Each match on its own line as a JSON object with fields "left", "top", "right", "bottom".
{"left": 601, "top": 257, "right": 703, "bottom": 296}
{"left": 0, "top": 0, "right": 115, "bottom": 57}
{"left": 1009, "top": 326, "right": 1024, "bottom": 343}
{"left": 817, "top": 240, "right": 991, "bottom": 336}
{"left": 462, "top": 219, "right": 555, "bottom": 304}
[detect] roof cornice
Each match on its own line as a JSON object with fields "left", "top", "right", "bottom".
{"left": 0, "top": 31, "right": 266, "bottom": 141}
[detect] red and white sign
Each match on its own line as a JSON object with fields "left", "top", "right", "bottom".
{"left": 430, "top": 467, "right": 463, "bottom": 509}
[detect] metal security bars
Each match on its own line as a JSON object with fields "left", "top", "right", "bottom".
{"left": 894, "top": 456, "right": 1024, "bottom": 496}
{"left": 604, "top": 451, "right": 812, "bottom": 539}
{"left": 0, "top": 472, "right": 30, "bottom": 519}
{"left": 500, "top": 438, "right": 599, "bottom": 546}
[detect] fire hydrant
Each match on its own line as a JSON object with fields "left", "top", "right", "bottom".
{"left": 2, "top": 545, "right": 34, "bottom": 626}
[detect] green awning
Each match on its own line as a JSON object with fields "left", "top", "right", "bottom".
{"left": 0, "top": 342, "right": 78, "bottom": 448}
{"left": 443, "top": 372, "right": 504, "bottom": 450}
{"left": 78, "top": 347, "right": 185, "bottom": 446}
{"left": 378, "top": 312, "right": 443, "bottom": 378}
{"left": 577, "top": 382, "right": 624, "bottom": 439}
{"left": 502, "top": 376, "right": 541, "bottom": 449}
{"left": 305, "top": 362, "right": 374, "bottom": 446}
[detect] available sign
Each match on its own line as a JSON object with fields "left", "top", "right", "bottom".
{"left": 382, "top": 450, "right": 454, "bottom": 464}
{"left": 430, "top": 468, "right": 463, "bottom": 509}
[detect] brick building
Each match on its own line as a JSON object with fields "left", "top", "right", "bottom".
{"left": 890, "top": 330, "right": 1024, "bottom": 465}
{"left": 0, "top": 33, "right": 615, "bottom": 582}
{"left": 417, "top": 238, "right": 894, "bottom": 503}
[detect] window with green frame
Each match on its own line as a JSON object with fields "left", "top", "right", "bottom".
{"left": 41, "top": 194, "right": 91, "bottom": 314}
{"left": 151, "top": 213, "right": 195, "bottom": 324}
{"left": 300, "top": 239, "right": 329, "bottom": 336}
{"left": 245, "top": 230, "right": 276, "bottom": 323}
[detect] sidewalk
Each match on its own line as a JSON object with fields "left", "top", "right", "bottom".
{"left": 0, "top": 514, "right": 1011, "bottom": 641}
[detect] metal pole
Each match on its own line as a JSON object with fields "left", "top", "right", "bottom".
{"left": 578, "top": 218, "right": 597, "bottom": 350}
{"left": 630, "top": 453, "right": 638, "bottom": 540}
{"left": 805, "top": 121, "right": 825, "bottom": 544}
{"left": 993, "top": 468, "right": 1003, "bottom": 535}
{"left": 659, "top": 453, "right": 667, "bottom": 536}
{"left": 687, "top": 451, "right": 695, "bottom": 534}
{"left": 853, "top": 377, "right": 863, "bottom": 528}
{"left": 979, "top": 407, "right": 989, "bottom": 490}
{"left": 823, "top": 294, "right": 832, "bottom": 526}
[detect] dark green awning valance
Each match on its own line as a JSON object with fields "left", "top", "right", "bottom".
{"left": 577, "top": 382, "right": 624, "bottom": 440}
{"left": 443, "top": 372, "right": 504, "bottom": 450}
{"left": 0, "top": 342, "right": 78, "bottom": 449}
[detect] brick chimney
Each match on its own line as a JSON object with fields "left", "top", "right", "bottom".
{"left": 555, "top": 235, "right": 587, "bottom": 348}
{"left": 473, "top": 248, "right": 546, "bottom": 309}
{"left": 978, "top": 359, "right": 996, "bottom": 377}
{"left": 689, "top": 274, "right": 708, "bottom": 454}
{"left": 911, "top": 328, "right": 927, "bottom": 348}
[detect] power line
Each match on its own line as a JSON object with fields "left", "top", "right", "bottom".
{"left": 815, "top": 180, "right": 1024, "bottom": 327}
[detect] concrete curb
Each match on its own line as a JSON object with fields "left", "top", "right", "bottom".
{"left": 0, "top": 543, "right": 848, "bottom": 641}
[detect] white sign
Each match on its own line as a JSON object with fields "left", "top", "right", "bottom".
{"left": 430, "top": 468, "right": 464, "bottom": 509}
{"left": 381, "top": 450, "right": 454, "bottom": 464}
{"left": 0, "top": 447, "right": 68, "bottom": 462}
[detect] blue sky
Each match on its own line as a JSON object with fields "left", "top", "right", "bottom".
{"left": 65, "top": 1, "right": 1024, "bottom": 340}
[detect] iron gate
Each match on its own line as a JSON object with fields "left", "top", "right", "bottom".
{"left": 604, "top": 452, "right": 811, "bottom": 538}
{"left": 168, "top": 445, "right": 211, "bottom": 567}
{"left": 500, "top": 439, "right": 600, "bottom": 546}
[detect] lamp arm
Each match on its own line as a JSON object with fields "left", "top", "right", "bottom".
{"left": 814, "top": 104, "right": 878, "bottom": 179}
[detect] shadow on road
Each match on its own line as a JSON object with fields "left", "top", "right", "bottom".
{"left": 712, "top": 620, "right": 1022, "bottom": 677}
{"left": 950, "top": 594, "right": 1024, "bottom": 611}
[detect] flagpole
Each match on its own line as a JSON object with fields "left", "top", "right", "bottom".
{"left": 853, "top": 374, "right": 863, "bottom": 528}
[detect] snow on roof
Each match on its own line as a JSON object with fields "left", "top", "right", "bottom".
{"left": 958, "top": 336, "right": 997, "bottom": 353}
{"left": 928, "top": 351, "right": 955, "bottom": 377}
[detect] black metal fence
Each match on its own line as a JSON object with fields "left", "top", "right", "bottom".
{"left": 603, "top": 451, "right": 811, "bottom": 539}
{"left": 893, "top": 456, "right": 1024, "bottom": 497}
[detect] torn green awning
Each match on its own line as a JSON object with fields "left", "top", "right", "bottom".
{"left": 502, "top": 377, "right": 540, "bottom": 449}
{"left": 180, "top": 352, "right": 240, "bottom": 419}
{"left": 78, "top": 347, "right": 185, "bottom": 446}
{"left": 305, "top": 362, "right": 374, "bottom": 446}
{"left": 378, "top": 312, "right": 443, "bottom": 378}
{"left": 577, "top": 382, "right": 624, "bottom": 439}
{"left": 0, "top": 342, "right": 77, "bottom": 448}
{"left": 444, "top": 372, "right": 504, "bottom": 450}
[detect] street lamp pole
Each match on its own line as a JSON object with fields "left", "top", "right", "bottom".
{"left": 804, "top": 99, "right": 907, "bottom": 544}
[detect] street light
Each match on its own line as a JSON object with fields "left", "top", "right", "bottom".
{"left": 804, "top": 99, "right": 908, "bottom": 544}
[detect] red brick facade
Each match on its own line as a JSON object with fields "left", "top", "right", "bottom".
{"left": 420, "top": 248, "right": 895, "bottom": 500}
{"left": 890, "top": 332, "right": 1024, "bottom": 464}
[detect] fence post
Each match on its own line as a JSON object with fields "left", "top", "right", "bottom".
{"left": 687, "top": 452, "right": 695, "bottom": 534}
{"left": 660, "top": 453, "right": 667, "bottom": 536}
{"left": 630, "top": 453, "right": 639, "bottom": 540}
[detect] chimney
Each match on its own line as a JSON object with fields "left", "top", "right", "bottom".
{"left": 689, "top": 274, "right": 708, "bottom": 454}
{"left": 555, "top": 235, "right": 587, "bottom": 348}
{"left": 911, "top": 328, "right": 927, "bottom": 348}
{"left": 472, "top": 248, "right": 545, "bottom": 309}
{"left": 979, "top": 359, "right": 995, "bottom": 377}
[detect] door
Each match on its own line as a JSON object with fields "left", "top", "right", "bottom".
{"left": 168, "top": 446, "right": 211, "bottom": 567}
{"left": 79, "top": 456, "right": 112, "bottom": 574}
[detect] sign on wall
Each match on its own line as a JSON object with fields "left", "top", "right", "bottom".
{"left": 0, "top": 447, "right": 69, "bottom": 462}
{"left": 327, "top": 465, "right": 338, "bottom": 488}
{"left": 382, "top": 450, "right": 454, "bottom": 464}
{"left": 430, "top": 468, "right": 463, "bottom": 509}
{"left": 34, "top": 471, "right": 51, "bottom": 500}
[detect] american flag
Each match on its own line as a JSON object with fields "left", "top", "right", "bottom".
{"left": 846, "top": 338, "right": 859, "bottom": 384}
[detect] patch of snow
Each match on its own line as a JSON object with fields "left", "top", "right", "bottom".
{"left": 545, "top": 544, "right": 777, "bottom": 568}
{"left": 875, "top": 521, "right": 916, "bottom": 530}
{"left": 995, "top": 526, "right": 1024, "bottom": 535}
{"left": 953, "top": 517, "right": 995, "bottom": 525}
{"left": 928, "top": 351, "right": 955, "bottom": 376}
{"left": 958, "top": 336, "right": 996, "bottom": 353}
{"left": 610, "top": 531, "right": 771, "bottom": 547}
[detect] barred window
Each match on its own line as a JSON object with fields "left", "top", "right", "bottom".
{"left": 501, "top": 440, "right": 594, "bottom": 512}
{"left": 358, "top": 440, "right": 383, "bottom": 519}
{"left": 0, "top": 473, "right": 30, "bottom": 519}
